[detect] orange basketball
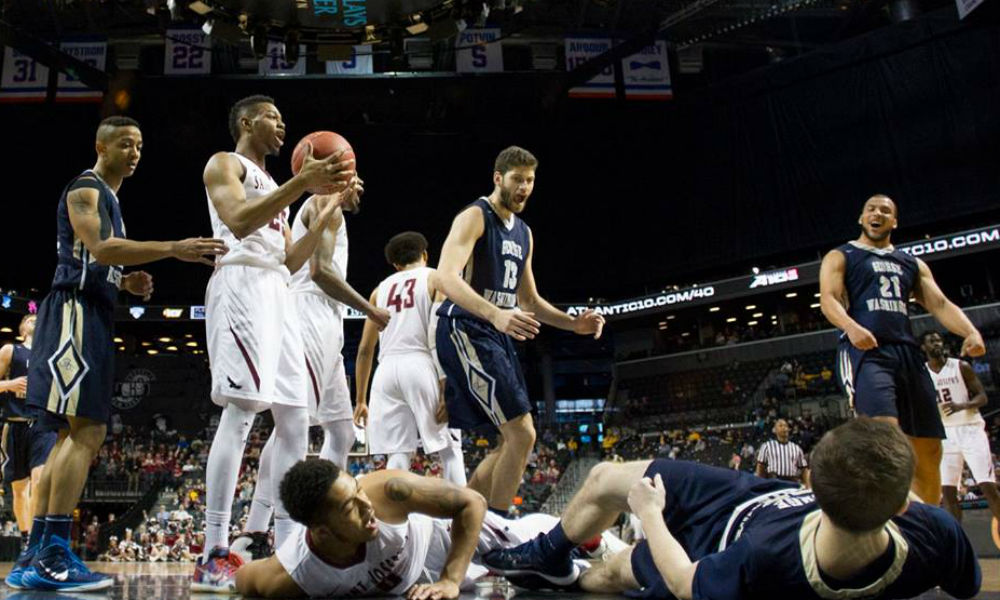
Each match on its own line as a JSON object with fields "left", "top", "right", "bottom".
{"left": 290, "top": 130, "right": 355, "bottom": 193}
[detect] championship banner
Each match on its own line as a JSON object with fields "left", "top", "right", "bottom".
{"left": 165, "top": 28, "right": 211, "bottom": 75}
{"left": 0, "top": 47, "right": 49, "bottom": 102}
{"left": 325, "top": 45, "right": 373, "bottom": 75}
{"left": 565, "top": 37, "right": 672, "bottom": 100}
{"left": 259, "top": 41, "right": 307, "bottom": 76}
{"left": 565, "top": 37, "right": 615, "bottom": 98}
{"left": 56, "top": 39, "right": 107, "bottom": 102}
{"left": 623, "top": 40, "right": 672, "bottom": 100}
{"left": 455, "top": 28, "right": 503, "bottom": 73}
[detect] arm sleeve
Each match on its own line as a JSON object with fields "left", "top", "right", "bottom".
{"left": 69, "top": 177, "right": 102, "bottom": 192}
{"left": 691, "top": 539, "right": 754, "bottom": 600}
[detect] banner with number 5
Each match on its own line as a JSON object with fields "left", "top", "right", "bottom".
{"left": 165, "top": 29, "right": 211, "bottom": 75}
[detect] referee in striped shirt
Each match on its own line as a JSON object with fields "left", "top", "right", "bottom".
{"left": 755, "top": 418, "right": 810, "bottom": 485}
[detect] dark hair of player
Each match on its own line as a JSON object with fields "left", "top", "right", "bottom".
{"left": 228, "top": 95, "right": 276, "bottom": 143}
{"left": 279, "top": 459, "right": 342, "bottom": 527}
{"left": 96, "top": 116, "right": 140, "bottom": 142}
{"left": 384, "top": 231, "right": 429, "bottom": 267}
{"left": 494, "top": 146, "right": 538, "bottom": 175}
{"left": 810, "top": 417, "right": 915, "bottom": 532}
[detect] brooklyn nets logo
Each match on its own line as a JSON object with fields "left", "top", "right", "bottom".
{"left": 111, "top": 368, "right": 155, "bottom": 410}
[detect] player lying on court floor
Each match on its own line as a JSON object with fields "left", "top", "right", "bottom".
{"left": 485, "top": 418, "right": 981, "bottom": 600}
{"left": 233, "top": 460, "right": 623, "bottom": 598}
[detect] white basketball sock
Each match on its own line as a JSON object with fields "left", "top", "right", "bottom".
{"left": 319, "top": 419, "right": 355, "bottom": 469}
{"left": 438, "top": 441, "right": 467, "bottom": 486}
{"left": 244, "top": 434, "right": 274, "bottom": 533}
{"left": 270, "top": 403, "right": 309, "bottom": 550}
{"left": 387, "top": 452, "right": 411, "bottom": 471}
{"left": 205, "top": 403, "right": 256, "bottom": 552}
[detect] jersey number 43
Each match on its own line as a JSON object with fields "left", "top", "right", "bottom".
{"left": 387, "top": 279, "right": 416, "bottom": 312}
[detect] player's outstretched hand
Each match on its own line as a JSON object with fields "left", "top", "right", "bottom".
{"left": 123, "top": 271, "right": 154, "bottom": 301}
{"left": 172, "top": 238, "right": 229, "bottom": 266}
{"left": 846, "top": 324, "right": 878, "bottom": 351}
{"left": 628, "top": 474, "right": 666, "bottom": 516}
{"left": 353, "top": 402, "right": 368, "bottom": 428}
{"left": 573, "top": 309, "right": 606, "bottom": 339}
{"left": 960, "top": 331, "right": 986, "bottom": 357}
{"left": 368, "top": 306, "right": 391, "bottom": 331}
{"left": 298, "top": 143, "right": 355, "bottom": 194}
{"left": 491, "top": 309, "right": 540, "bottom": 341}
{"left": 406, "top": 579, "right": 460, "bottom": 600}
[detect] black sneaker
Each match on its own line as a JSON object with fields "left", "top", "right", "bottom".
{"left": 230, "top": 531, "right": 272, "bottom": 561}
{"left": 482, "top": 534, "right": 580, "bottom": 588}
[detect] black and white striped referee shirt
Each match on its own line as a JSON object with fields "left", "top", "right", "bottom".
{"left": 757, "top": 439, "right": 808, "bottom": 479}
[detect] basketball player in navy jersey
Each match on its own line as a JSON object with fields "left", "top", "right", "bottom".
{"left": 433, "top": 146, "right": 605, "bottom": 518}
{"left": 484, "top": 418, "right": 980, "bottom": 600}
{"left": 819, "top": 194, "right": 984, "bottom": 505}
{"left": 0, "top": 314, "right": 55, "bottom": 548}
{"left": 9, "top": 117, "right": 228, "bottom": 592}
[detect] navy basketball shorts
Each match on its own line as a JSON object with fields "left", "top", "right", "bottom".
{"left": 837, "top": 341, "right": 944, "bottom": 439}
{"left": 628, "top": 460, "right": 798, "bottom": 599}
{"left": 435, "top": 315, "right": 532, "bottom": 433}
{"left": 0, "top": 419, "right": 58, "bottom": 482}
{"left": 27, "top": 289, "right": 116, "bottom": 426}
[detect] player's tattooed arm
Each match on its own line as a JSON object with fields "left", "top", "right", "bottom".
{"left": 375, "top": 472, "right": 486, "bottom": 596}
{"left": 67, "top": 186, "right": 226, "bottom": 267}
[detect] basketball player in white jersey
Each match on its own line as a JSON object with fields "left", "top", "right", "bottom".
{"left": 194, "top": 94, "right": 356, "bottom": 592}
{"left": 235, "top": 182, "right": 391, "bottom": 560}
{"left": 921, "top": 331, "right": 1000, "bottom": 522}
{"left": 234, "top": 459, "right": 565, "bottom": 599}
{"left": 354, "top": 232, "right": 466, "bottom": 485}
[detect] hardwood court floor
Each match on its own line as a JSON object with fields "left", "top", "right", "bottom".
{"left": 0, "top": 560, "right": 996, "bottom": 599}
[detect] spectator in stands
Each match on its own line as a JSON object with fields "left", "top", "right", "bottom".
{"left": 100, "top": 536, "right": 122, "bottom": 562}
{"left": 755, "top": 419, "right": 809, "bottom": 485}
{"left": 83, "top": 516, "right": 100, "bottom": 560}
{"left": 148, "top": 531, "right": 170, "bottom": 562}
{"left": 171, "top": 532, "right": 195, "bottom": 562}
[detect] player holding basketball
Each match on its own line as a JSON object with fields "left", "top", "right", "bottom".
{"left": 484, "top": 418, "right": 980, "bottom": 600}
{"left": 354, "top": 232, "right": 466, "bottom": 485}
{"left": 10, "top": 116, "right": 227, "bottom": 592}
{"left": 921, "top": 331, "right": 1000, "bottom": 522}
{"left": 235, "top": 172, "right": 390, "bottom": 561}
{"left": 193, "top": 95, "right": 354, "bottom": 592}
{"left": 0, "top": 315, "right": 55, "bottom": 551}
{"left": 433, "top": 146, "right": 605, "bottom": 516}
{"left": 819, "top": 194, "right": 984, "bottom": 504}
